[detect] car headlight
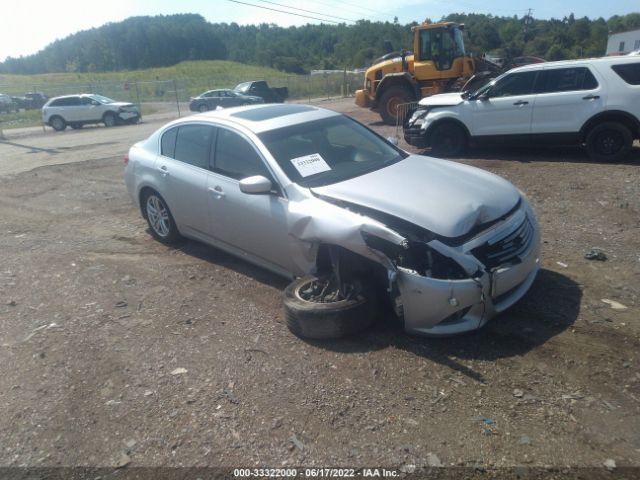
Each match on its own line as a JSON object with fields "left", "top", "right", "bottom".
{"left": 408, "top": 108, "right": 430, "bottom": 125}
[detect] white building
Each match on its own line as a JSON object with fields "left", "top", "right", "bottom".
{"left": 606, "top": 29, "right": 640, "bottom": 55}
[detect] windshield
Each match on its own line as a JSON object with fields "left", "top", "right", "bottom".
{"left": 259, "top": 116, "right": 408, "bottom": 188}
{"left": 90, "top": 94, "right": 116, "bottom": 104}
{"left": 234, "top": 82, "right": 250, "bottom": 94}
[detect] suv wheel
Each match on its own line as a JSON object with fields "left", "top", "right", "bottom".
{"left": 50, "top": 116, "right": 67, "bottom": 132}
{"left": 586, "top": 122, "right": 633, "bottom": 162}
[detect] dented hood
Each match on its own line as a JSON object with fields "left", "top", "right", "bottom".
{"left": 418, "top": 92, "right": 464, "bottom": 107}
{"left": 311, "top": 155, "right": 520, "bottom": 238}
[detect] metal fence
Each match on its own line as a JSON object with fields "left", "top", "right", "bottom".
{"left": 0, "top": 71, "right": 364, "bottom": 128}
{"left": 395, "top": 101, "right": 419, "bottom": 137}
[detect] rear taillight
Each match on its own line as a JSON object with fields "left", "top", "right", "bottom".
{"left": 123, "top": 153, "right": 129, "bottom": 166}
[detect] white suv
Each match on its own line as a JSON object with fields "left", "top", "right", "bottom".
{"left": 42, "top": 94, "right": 140, "bottom": 131}
{"left": 404, "top": 56, "right": 640, "bottom": 161}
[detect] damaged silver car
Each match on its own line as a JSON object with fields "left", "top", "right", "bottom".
{"left": 124, "top": 104, "right": 540, "bottom": 338}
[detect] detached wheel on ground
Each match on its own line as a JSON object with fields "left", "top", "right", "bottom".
{"left": 70, "top": 123, "right": 83, "bottom": 130}
{"left": 50, "top": 116, "right": 67, "bottom": 132}
{"left": 283, "top": 275, "right": 375, "bottom": 340}
{"left": 430, "top": 122, "right": 467, "bottom": 157}
{"left": 379, "top": 87, "right": 414, "bottom": 125}
{"left": 585, "top": 121, "right": 632, "bottom": 162}
{"left": 142, "top": 191, "right": 180, "bottom": 244}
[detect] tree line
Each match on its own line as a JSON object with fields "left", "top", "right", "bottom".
{"left": 1, "top": 12, "right": 639, "bottom": 75}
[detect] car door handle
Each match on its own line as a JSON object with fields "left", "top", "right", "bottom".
{"left": 157, "top": 165, "right": 169, "bottom": 177}
{"left": 208, "top": 186, "right": 225, "bottom": 198}
{"left": 582, "top": 95, "right": 600, "bottom": 100}
{"left": 513, "top": 101, "right": 529, "bottom": 106}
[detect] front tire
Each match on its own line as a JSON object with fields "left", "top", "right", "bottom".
{"left": 283, "top": 276, "right": 375, "bottom": 340}
{"left": 198, "top": 104, "right": 208, "bottom": 112}
{"left": 430, "top": 122, "right": 467, "bottom": 157}
{"left": 585, "top": 121, "right": 632, "bottom": 162}
{"left": 379, "top": 87, "right": 414, "bottom": 125}
{"left": 142, "top": 191, "right": 180, "bottom": 244}
{"left": 50, "top": 116, "right": 67, "bottom": 131}
{"left": 103, "top": 112, "right": 117, "bottom": 127}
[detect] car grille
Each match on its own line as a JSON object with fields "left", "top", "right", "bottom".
{"left": 471, "top": 217, "right": 534, "bottom": 270}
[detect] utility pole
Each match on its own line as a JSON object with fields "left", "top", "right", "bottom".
{"left": 523, "top": 8, "right": 534, "bottom": 44}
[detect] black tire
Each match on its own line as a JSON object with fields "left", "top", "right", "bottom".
{"left": 379, "top": 86, "right": 414, "bottom": 125}
{"left": 585, "top": 121, "right": 633, "bottom": 162}
{"left": 103, "top": 112, "right": 117, "bottom": 127}
{"left": 198, "top": 104, "right": 208, "bottom": 112}
{"left": 142, "top": 191, "right": 180, "bottom": 244}
{"left": 283, "top": 276, "right": 375, "bottom": 340}
{"left": 70, "top": 123, "right": 83, "bottom": 130}
{"left": 430, "top": 122, "right": 467, "bottom": 157}
{"left": 50, "top": 116, "right": 67, "bottom": 132}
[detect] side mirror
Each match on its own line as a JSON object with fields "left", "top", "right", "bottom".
{"left": 239, "top": 175, "right": 273, "bottom": 194}
{"left": 386, "top": 136, "right": 399, "bottom": 146}
{"left": 91, "top": 100, "right": 100, "bottom": 106}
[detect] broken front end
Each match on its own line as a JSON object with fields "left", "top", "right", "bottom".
{"left": 296, "top": 195, "right": 540, "bottom": 336}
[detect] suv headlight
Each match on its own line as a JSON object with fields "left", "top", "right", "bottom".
{"left": 408, "top": 107, "right": 430, "bottom": 125}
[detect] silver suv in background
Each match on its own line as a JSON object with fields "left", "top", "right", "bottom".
{"left": 42, "top": 94, "right": 140, "bottom": 131}
{"left": 405, "top": 56, "right": 640, "bottom": 161}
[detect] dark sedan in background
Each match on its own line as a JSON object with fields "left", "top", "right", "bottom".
{"left": 189, "top": 89, "right": 263, "bottom": 112}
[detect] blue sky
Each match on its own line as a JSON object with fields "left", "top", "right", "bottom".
{"left": 1, "top": 0, "right": 639, "bottom": 62}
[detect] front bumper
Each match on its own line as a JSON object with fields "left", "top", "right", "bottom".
{"left": 396, "top": 208, "right": 540, "bottom": 336}
{"left": 118, "top": 110, "right": 140, "bottom": 122}
{"left": 403, "top": 113, "right": 429, "bottom": 148}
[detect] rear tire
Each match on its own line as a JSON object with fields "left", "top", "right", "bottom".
{"left": 379, "top": 87, "right": 414, "bottom": 125}
{"left": 283, "top": 276, "right": 375, "bottom": 340}
{"left": 585, "top": 121, "right": 632, "bottom": 162}
{"left": 430, "top": 122, "right": 467, "bottom": 157}
{"left": 142, "top": 191, "right": 180, "bottom": 244}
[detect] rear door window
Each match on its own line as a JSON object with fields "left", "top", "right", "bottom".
{"left": 174, "top": 125, "right": 215, "bottom": 169}
{"left": 611, "top": 63, "right": 640, "bottom": 85}
{"left": 537, "top": 67, "right": 599, "bottom": 93}
{"left": 161, "top": 127, "right": 178, "bottom": 158}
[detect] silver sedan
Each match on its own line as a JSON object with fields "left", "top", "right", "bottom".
{"left": 124, "top": 104, "right": 540, "bottom": 337}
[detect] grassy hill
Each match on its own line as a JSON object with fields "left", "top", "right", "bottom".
{"left": 0, "top": 60, "right": 289, "bottom": 94}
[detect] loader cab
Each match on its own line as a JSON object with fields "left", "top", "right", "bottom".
{"left": 413, "top": 23, "right": 467, "bottom": 78}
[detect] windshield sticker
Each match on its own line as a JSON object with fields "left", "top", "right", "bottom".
{"left": 290, "top": 153, "right": 331, "bottom": 177}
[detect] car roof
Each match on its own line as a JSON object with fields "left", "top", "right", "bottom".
{"left": 49, "top": 93, "right": 97, "bottom": 100}
{"left": 186, "top": 103, "right": 341, "bottom": 134}
{"left": 509, "top": 54, "right": 640, "bottom": 73}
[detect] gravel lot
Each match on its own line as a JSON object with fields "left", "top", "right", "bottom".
{"left": 0, "top": 99, "right": 639, "bottom": 477}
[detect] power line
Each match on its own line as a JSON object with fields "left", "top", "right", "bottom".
{"left": 253, "top": 0, "right": 357, "bottom": 23}
{"left": 305, "top": 0, "right": 391, "bottom": 20}
{"left": 224, "top": 0, "right": 342, "bottom": 24}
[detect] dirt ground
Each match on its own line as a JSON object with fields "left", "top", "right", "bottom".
{"left": 0, "top": 99, "right": 639, "bottom": 478}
